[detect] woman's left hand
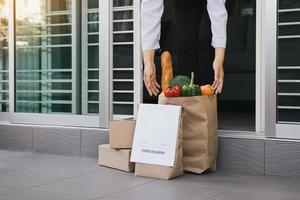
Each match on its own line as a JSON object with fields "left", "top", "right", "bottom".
{"left": 212, "top": 48, "right": 225, "bottom": 94}
{"left": 212, "top": 59, "right": 224, "bottom": 94}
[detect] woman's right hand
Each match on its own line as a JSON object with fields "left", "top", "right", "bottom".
{"left": 144, "top": 62, "right": 160, "bottom": 96}
{"left": 143, "top": 50, "right": 160, "bottom": 96}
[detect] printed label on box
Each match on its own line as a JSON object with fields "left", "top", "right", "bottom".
{"left": 130, "top": 104, "right": 181, "bottom": 167}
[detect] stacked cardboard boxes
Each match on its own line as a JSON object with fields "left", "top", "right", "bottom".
{"left": 98, "top": 120, "right": 136, "bottom": 172}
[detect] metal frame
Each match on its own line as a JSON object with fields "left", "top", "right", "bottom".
{"left": 264, "top": 0, "right": 277, "bottom": 137}
{"left": 255, "top": 0, "right": 264, "bottom": 133}
{"left": 81, "top": 0, "right": 89, "bottom": 114}
{"left": 72, "top": 0, "right": 81, "bottom": 114}
{"left": 99, "top": 0, "right": 112, "bottom": 128}
{"left": 7, "top": 0, "right": 15, "bottom": 122}
{"left": 133, "top": 0, "right": 143, "bottom": 118}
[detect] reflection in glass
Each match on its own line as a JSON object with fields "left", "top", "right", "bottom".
{"left": 15, "top": 0, "right": 73, "bottom": 113}
{"left": 0, "top": 0, "right": 9, "bottom": 112}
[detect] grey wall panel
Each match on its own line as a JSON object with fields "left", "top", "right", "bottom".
{"left": 218, "top": 137, "right": 265, "bottom": 175}
{"left": 81, "top": 129, "right": 109, "bottom": 158}
{"left": 265, "top": 140, "right": 300, "bottom": 177}
{"left": 33, "top": 127, "right": 80, "bottom": 156}
{"left": 0, "top": 125, "right": 32, "bottom": 151}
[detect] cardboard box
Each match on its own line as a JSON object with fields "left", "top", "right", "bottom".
{"left": 109, "top": 120, "right": 136, "bottom": 149}
{"left": 98, "top": 144, "right": 134, "bottom": 172}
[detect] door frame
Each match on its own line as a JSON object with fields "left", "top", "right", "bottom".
{"left": 264, "top": 0, "right": 300, "bottom": 139}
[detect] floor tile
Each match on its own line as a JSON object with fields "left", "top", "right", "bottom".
{"left": 0, "top": 168, "right": 79, "bottom": 188}
{"left": 109, "top": 180, "right": 226, "bottom": 200}
{"left": 0, "top": 152, "right": 69, "bottom": 168}
{"left": 172, "top": 171, "right": 261, "bottom": 190}
{"left": 234, "top": 175, "right": 300, "bottom": 197}
{"left": 33, "top": 171, "right": 152, "bottom": 199}
{"left": 211, "top": 189, "right": 299, "bottom": 200}
{"left": 0, "top": 184, "right": 23, "bottom": 195}
{"left": 96, "top": 197, "right": 119, "bottom": 200}
{"left": 1, "top": 150, "right": 300, "bottom": 200}
{"left": 0, "top": 189, "right": 94, "bottom": 200}
{"left": 29, "top": 157, "right": 104, "bottom": 174}
{"left": 0, "top": 151, "right": 30, "bottom": 174}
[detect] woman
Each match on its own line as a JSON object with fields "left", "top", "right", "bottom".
{"left": 141, "top": 0, "right": 227, "bottom": 96}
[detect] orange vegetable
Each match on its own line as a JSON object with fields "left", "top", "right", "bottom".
{"left": 161, "top": 51, "right": 173, "bottom": 91}
{"left": 200, "top": 84, "right": 214, "bottom": 96}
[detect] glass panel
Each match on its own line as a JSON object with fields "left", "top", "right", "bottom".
{"left": 113, "top": 10, "right": 133, "bottom": 20}
{"left": 113, "top": 0, "right": 133, "bottom": 7}
{"left": 113, "top": 46, "right": 133, "bottom": 68}
{"left": 277, "top": 0, "right": 300, "bottom": 124}
{"left": 113, "top": 33, "right": 133, "bottom": 43}
{"left": 113, "top": 22, "right": 133, "bottom": 31}
{"left": 88, "top": 0, "right": 98, "bottom": 9}
{"left": 113, "top": 93, "right": 133, "bottom": 102}
{"left": 15, "top": 0, "right": 73, "bottom": 113}
{"left": 113, "top": 104, "right": 133, "bottom": 115}
{"left": 0, "top": 0, "right": 9, "bottom": 112}
{"left": 219, "top": 0, "right": 256, "bottom": 131}
{"left": 279, "top": 1, "right": 300, "bottom": 9}
{"left": 113, "top": 82, "right": 133, "bottom": 91}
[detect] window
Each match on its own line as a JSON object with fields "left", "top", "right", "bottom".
{"left": 277, "top": 0, "right": 300, "bottom": 123}
{"left": 113, "top": 0, "right": 135, "bottom": 118}
{"left": 15, "top": 0, "right": 74, "bottom": 113}
{"left": 0, "top": 0, "right": 139, "bottom": 126}
{"left": 0, "top": 0, "right": 9, "bottom": 112}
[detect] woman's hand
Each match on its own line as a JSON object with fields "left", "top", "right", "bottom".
{"left": 143, "top": 50, "right": 160, "bottom": 96}
{"left": 144, "top": 62, "right": 160, "bottom": 96}
{"left": 212, "top": 48, "right": 225, "bottom": 94}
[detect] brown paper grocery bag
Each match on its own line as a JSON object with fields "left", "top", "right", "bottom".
{"left": 134, "top": 118, "right": 184, "bottom": 180}
{"left": 159, "top": 95, "right": 218, "bottom": 174}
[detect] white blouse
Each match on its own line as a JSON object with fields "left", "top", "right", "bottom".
{"left": 141, "top": 0, "right": 228, "bottom": 51}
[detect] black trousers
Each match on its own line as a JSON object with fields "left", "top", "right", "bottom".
{"left": 173, "top": 0, "right": 215, "bottom": 85}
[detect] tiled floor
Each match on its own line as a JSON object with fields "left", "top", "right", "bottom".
{"left": 0, "top": 150, "right": 300, "bottom": 200}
